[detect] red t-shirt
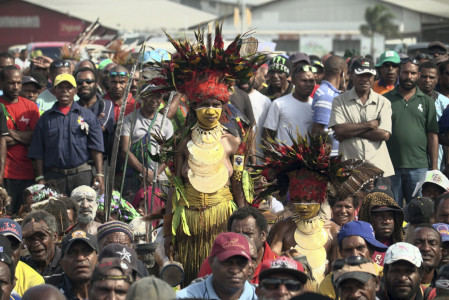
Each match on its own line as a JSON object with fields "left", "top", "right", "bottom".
{"left": 104, "top": 92, "right": 140, "bottom": 122}
{"left": 0, "top": 96, "right": 40, "bottom": 179}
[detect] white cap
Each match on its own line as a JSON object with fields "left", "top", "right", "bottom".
{"left": 384, "top": 242, "right": 422, "bottom": 267}
{"left": 412, "top": 170, "right": 449, "bottom": 197}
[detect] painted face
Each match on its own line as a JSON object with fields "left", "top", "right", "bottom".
{"left": 292, "top": 203, "right": 321, "bottom": 220}
{"left": 71, "top": 186, "right": 98, "bottom": 224}
{"left": 195, "top": 99, "right": 223, "bottom": 129}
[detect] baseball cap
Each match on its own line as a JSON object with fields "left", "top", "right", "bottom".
{"left": 428, "top": 41, "right": 447, "bottom": 52}
{"left": 351, "top": 57, "right": 376, "bottom": 76}
{"left": 333, "top": 260, "right": 378, "bottom": 288}
{"left": 370, "top": 177, "right": 394, "bottom": 198}
{"left": 433, "top": 223, "right": 449, "bottom": 243}
{"left": 375, "top": 51, "right": 400, "bottom": 67}
{"left": 22, "top": 75, "right": 43, "bottom": 88}
{"left": 338, "top": 221, "right": 388, "bottom": 251}
{"left": 0, "top": 235, "right": 13, "bottom": 269}
{"left": 405, "top": 197, "right": 434, "bottom": 224}
{"left": 91, "top": 257, "right": 133, "bottom": 283}
{"left": 61, "top": 230, "right": 98, "bottom": 256}
{"left": 290, "top": 52, "right": 311, "bottom": 65}
{"left": 0, "top": 218, "right": 22, "bottom": 244}
{"left": 268, "top": 55, "right": 292, "bottom": 76}
{"left": 54, "top": 74, "right": 77, "bottom": 88}
{"left": 259, "top": 256, "right": 308, "bottom": 284}
{"left": 98, "top": 59, "right": 114, "bottom": 70}
{"left": 125, "top": 276, "right": 175, "bottom": 300}
{"left": 384, "top": 242, "right": 422, "bottom": 267}
{"left": 210, "top": 232, "right": 251, "bottom": 262}
{"left": 412, "top": 170, "right": 449, "bottom": 197}
{"left": 98, "top": 243, "right": 140, "bottom": 276}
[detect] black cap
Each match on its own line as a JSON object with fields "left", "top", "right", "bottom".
{"left": 98, "top": 243, "right": 140, "bottom": 277}
{"left": 370, "top": 177, "right": 394, "bottom": 199}
{"left": 428, "top": 41, "right": 447, "bottom": 52}
{"left": 61, "top": 230, "right": 98, "bottom": 256}
{"left": 351, "top": 57, "right": 376, "bottom": 75}
{"left": 405, "top": 197, "right": 434, "bottom": 224}
{"left": 22, "top": 76, "right": 42, "bottom": 88}
{"left": 268, "top": 55, "right": 292, "bottom": 76}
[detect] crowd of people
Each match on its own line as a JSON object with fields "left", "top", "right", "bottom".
{"left": 1, "top": 25, "right": 449, "bottom": 300}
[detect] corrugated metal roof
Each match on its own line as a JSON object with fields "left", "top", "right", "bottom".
{"left": 381, "top": 0, "right": 449, "bottom": 19}
{"left": 24, "top": 0, "right": 217, "bottom": 32}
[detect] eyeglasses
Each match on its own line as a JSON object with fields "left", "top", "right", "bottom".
{"left": 109, "top": 71, "right": 129, "bottom": 78}
{"left": 260, "top": 278, "right": 302, "bottom": 292}
{"left": 53, "top": 61, "right": 71, "bottom": 68}
{"left": 400, "top": 57, "right": 419, "bottom": 66}
{"left": 294, "top": 65, "right": 318, "bottom": 74}
{"left": 383, "top": 62, "right": 399, "bottom": 68}
{"left": 76, "top": 79, "right": 96, "bottom": 85}
{"left": 333, "top": 256, "right": 371, "bottom": 271}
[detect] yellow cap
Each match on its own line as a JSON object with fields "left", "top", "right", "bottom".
{"left": 54, "top": 74, "right": 77, "bottom": 88}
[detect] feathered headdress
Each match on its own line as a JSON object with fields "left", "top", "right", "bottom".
{"left": 144, "top": 22, "right": 267, "bottom": 103}
{"left": 254, "top": 132, "right": 351, "bottom": 204}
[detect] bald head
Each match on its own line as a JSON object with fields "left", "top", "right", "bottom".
{"left": 324, "top": 55, "right": 347, "bottom": 77}
{"left": 109, "top": 65, "right": 128, "bottom": 74}
{"left": 22, "top": 285, "right": 65, "bottom": 300}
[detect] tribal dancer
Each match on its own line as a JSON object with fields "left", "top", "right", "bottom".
{"left": 260, "top": 133, "right": 383, "bottom": 287}
{"left": 146, "top": 24, "right": 266, "bottom": 284}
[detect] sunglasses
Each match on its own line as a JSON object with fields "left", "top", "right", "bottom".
{"left": 428, "top": 48, "right": 447, "bottom": 55}
{"left": 53, "top": 61, "right": 71, "bottom": 68}
{"left": 294, "top": 65, "right": 318, "bottom": 74}
{"left": 109, "top": 71, "right": 129, "bottom": 78}
{"left": 333, "top": 256, "right": 370, "bottom": 271}
{"left": 260, "top": 278, "right": 302, "bottom": 292}
{"left": 400, "top": 57, "right": 419, "bottom": 66}
{"left": 76, "top": 79, "right": 96, "bottom": 85}
{"left": 383, "top": 62, "right": 399, "bottom": 68}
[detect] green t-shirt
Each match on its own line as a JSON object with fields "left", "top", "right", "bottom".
{"left": 385, "top": 87, "right": 439, "bottom": 168}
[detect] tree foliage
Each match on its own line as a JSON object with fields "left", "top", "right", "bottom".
{"left": 360, "top": 4, "right": 399, "bottom": 39}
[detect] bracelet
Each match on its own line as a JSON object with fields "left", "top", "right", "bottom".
{"left": 95, "top": 173, "right": 104, "bottom": 177}
{"left": 231, "top": 171, "right": 243, "bottom": 182}
{"left": 35, "top": 175, "right": 44, "bottom": 182}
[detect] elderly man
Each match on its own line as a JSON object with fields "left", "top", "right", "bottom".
{"left": 20, "top": 210, "right": 61, "bottom": 276}
{"left": 0, "top": 66, "right": 40, "bottom": 214}
{"left": 380, "top": 242, "right": 423, "bottom": 300}
{"left": 28, "top": 74, "right": 105, "bottom": 195}
{"left": 318, "top": 221, "right": 387, "bottom": 299}
{"left": 45, "top": 230, "right": 98, "bottom": 299}
{"left": 88, "top": 257, "right": 133, "bottom": 300}
{"left": 333, "top": 257, "right": 380, "bottom": 300}
{"left": 0, "top": 218, "right": 44, "bottom": 296}
{"left": 96, "top": 221, "right": 149, "bottom": 278}
{"left": 70, "top": 185, "right": 101, "bottom": 235}
{"left": 329, "top": 57, "right": 394, "bottom": 177}
{"left": 408, "top": 224, "right": 442, "bottom": 287}
{"left": 0, "top": 235, "right": 20, "bottom": 300}
{"left": 177, "top": 232, "right": 255, "bottom": 299}
{"left": 256, "top": 257, "right": 308, "bottom": 300}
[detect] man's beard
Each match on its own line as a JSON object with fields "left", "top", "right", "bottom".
{"left": 78, "top": 88, "right": 96, "bottom": 102}
{"left": 78, "top": 214, "right": 94, "bottom": 224}
{"left": 399, "top": 79, "right": 417, "bottom": 91}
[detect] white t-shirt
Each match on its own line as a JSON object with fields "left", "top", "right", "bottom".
{"left": 263, "top": 93, "right": 313, "bottom": 145}
{"left": 248, "top": 90, "right": 271, "bottom": 163}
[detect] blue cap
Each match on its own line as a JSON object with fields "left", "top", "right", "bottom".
{"left": 338, "top": 221, "right": 388, "bottom": 252}
{"left": 0, "top": 218, "right": 22, "bottom": 243}
{"left": 433, "top": 223, "right": 449, "bottom": 243}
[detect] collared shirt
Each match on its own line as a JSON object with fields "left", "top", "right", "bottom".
{"left": 312, "top": 80, "right": 342, "bottom": 156}
{"left": 22, "top": 246, "right": 62, "bottom": 278}
{"left": 37, "top": 89, "right": 79, "bottom": 113}
{"left": 28, "top": 101, "right": 104, "bottom": 169}
{"left": 373, "top": 77, "right": 399, "bottom": 95}
{"left": 45, "top": 273, "right": 81, "bottom": 300}
{"left": 328, "top": 88, "right": 394, "bottom": 176}
{"left": 177, "top": 274, "right": 257, "bottom": 300}
{"left": 384, "top": 87, "right": 439, "bottom": 169}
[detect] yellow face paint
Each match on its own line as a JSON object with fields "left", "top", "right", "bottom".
{"left": 292, "top": 203, "right": 321, "bottom": 220}
{"left": 195, "top": 107, "right": 222, "bottom": 130}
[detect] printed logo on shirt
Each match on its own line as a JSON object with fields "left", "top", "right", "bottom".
{"left": 418, "top": 104, "right": 423, "bottom": 112}
{"left": 19, "top": 116, "right": 29, "bottom": 124}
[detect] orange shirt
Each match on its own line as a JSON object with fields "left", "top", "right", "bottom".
{"left": 373, "top": 80, "right": 396, "bottom": 95}
{"left": 0, "top": 96, "right": 40, "bottom": 179}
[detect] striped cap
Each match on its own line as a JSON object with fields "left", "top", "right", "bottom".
{"left": 97, "top": 221, "right": 134, "bottom": 243}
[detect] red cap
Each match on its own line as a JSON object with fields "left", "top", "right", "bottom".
{"left": 259, "top": 257, "right": 308, "bottom": 284}
{"left": 210, "top": 232, "right": 251, "bottom": 262}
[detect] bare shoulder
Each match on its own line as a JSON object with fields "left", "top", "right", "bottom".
{"left": 222, "top": 131, "right": 241, "bottom": 153}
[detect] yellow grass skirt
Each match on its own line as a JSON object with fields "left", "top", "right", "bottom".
{"left": 175, "top": 183, "right": 235, "bottom": 285}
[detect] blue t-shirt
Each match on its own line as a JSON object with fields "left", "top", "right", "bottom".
{"left": 312, "top": 80, "right": 341, "bottom": 156}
